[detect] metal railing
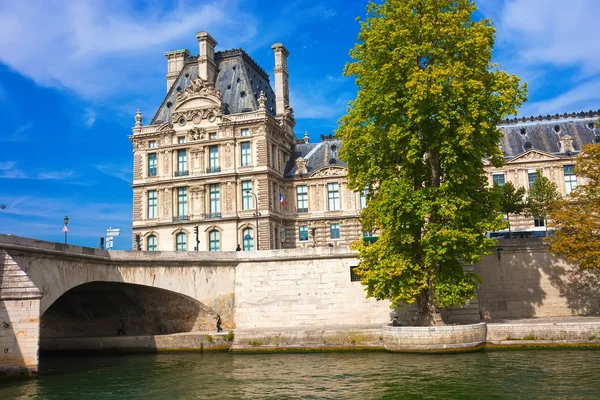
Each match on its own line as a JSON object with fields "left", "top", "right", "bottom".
{"left": 203, "top": 212, "right": 222, "bottom": 220}
{"left": 174, "top": 170, "right": 189, "bottom": 177}
{"left": 205, "top": 167, "right": 221, "bottom": 174}
{"left": 172, "top": 215, "right": 190, "bottom": 222}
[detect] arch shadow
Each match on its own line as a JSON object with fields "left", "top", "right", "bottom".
{"left": 41, "top": 281, "right": 218, "bottom": 339}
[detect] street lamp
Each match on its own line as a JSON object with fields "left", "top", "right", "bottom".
{"left": 245, "top": 190, "right": 260, "bottom": 250}
{"left": 63, "top": 215, "right": 69, "bottom": 245}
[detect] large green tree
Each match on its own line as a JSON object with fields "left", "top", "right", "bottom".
{"left": 549, "top": 143, "right": 600, "bottom": 268}
{"left": 337, "top": 0, "right": 527, "bottom": 325}
{"left": 496, "top": 182, "right": 526, "bottom": 236}
{"left": 526, "top": 169, "right": 561, "bottom": 236}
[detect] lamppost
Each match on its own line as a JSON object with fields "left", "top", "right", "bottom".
{"left": 245, "top": 190, "right": 260, "bottom": 250}
{"left": 63, "top": 215, "right": 69, "bottom": 245}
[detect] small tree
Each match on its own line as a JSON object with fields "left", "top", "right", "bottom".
{"left": 526, "top": 169, "right": 561, "bottom": 236}
{"left": 549, "top": 143, "right": 600, "bottom": 269}
{"left": 496, "top": 182, "right": 526, "bottom": 237}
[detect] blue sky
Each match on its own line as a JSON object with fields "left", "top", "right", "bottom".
{"left": 1, "top": 0, "right": 599, "bottom": 249}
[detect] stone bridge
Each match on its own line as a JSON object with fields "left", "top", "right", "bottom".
{"left": 0, "top": 234, "right": 386, "bottom": 377}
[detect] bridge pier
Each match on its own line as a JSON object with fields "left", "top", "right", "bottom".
{"left": 0, "top": 250, "right": 43, "bottom": 378}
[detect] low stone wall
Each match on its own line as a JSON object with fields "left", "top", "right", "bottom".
{"left": 486, "top": 321, "right": 600, "bottom": 348}
{"left": 382, "top": 323, "right": 487, "bottom": 352}
{"left": 40, "top": 332, "right": 232, "bottom": 353}
{"left": 230, "top": 326, "right": 384, "bottom": 352}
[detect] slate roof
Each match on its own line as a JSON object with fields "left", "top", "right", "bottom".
{"left": 499, "top": 110, "right": 600, "bottom": 158}
{"left": 285, "top": 138, "right": 346, "bottom": 177}
{"left": 151, "top": 49, "right": 277, "bottom": 125}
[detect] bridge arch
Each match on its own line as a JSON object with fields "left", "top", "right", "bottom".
{"left": 41, "top": 281, "right": 218, "bottom": 338}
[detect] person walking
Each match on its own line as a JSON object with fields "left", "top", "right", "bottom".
{"left": 216, "top": 314, "right": 223, "bottom": 332}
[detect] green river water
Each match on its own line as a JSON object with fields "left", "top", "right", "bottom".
{"left": 1, "top": 350, "right": 599, "bottom": 399}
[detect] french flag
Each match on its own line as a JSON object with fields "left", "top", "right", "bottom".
{"left": 280, "top": 192, "right": 285, "bottom": 207}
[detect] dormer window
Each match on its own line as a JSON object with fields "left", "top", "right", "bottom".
{"left": 179, "top": 118, "right": 186, "bottom": 126}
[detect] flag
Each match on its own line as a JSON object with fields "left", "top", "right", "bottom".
{"left": 280, "top": 192, "right": 285, "bottom": 207}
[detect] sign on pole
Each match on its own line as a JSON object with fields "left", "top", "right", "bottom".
{"left": 106, "top": 236, "right": 114, "bottom": 249}
{"left": 106, "top": 228, "right": 121, "bottom": 237}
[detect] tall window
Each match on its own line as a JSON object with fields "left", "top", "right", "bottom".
{"left": 241, "top": 142, "right": 251, "bottom": 167}
{"left": 528, "top": 171, "right": 537, "bottom": 189}
{"left": 148, "top": 153, "right": 157, "bottom": 177}
{"left": 299, "top": 225, "right": 308, "bottom": 241}
{"left": 492, "top": 172, "right": 505, "bottom": 186}
{"left": 534, "top": 217, "right": 545, "bottom": 227}
{"left": 210, "top": 184, "right": 220, "bottom": 213}
{"left": 177, "top": 187, "right": 187, "bottom": 217}
{"left": 296, "top": 185, "right": 308, "bottom": 213}
{"left": 242, "top": 181, "right": 252, "bottom": 210}
{"left": 360, "top": 189, "right": 368, "bottom": 209}
{"left": 241, "top": 128, "right": 250, "bottom": 137}
{"left": 243, "top": 228, "right": 254, "bottom": 251}
{"left": 147, "top": 190, "right": 157, "bottom": 218}
{"left": 330, "top": 223, "right": 340, "bottom": 239}
{"left": 147, "top": 235, "right": 157, "bottom": 251}
{"left": 209, "top": 145, "right": 219, "bottom": 170}
{"left": 177, "top": 149, "right": 187, "bottom": 173}
{"left": 271, "top": 144, "right": 276, "bottom": 167}
{"left": 209, "top": 230, "right": 220, "bottom": 251}
{"left": 176, "top": 232, "right": 187, "bottom": 251}
{"left": 564, "top": 165, "right": 577, "bottom": 194}
{"left": 328, "top": 183, "right": 340, "bottom": 211}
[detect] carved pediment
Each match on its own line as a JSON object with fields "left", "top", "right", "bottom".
{"left": 309, "top": 166, "right": 347, "bottom": 178}
{"left": 174, "top": 77, "right": 224, "bottom": 115}
{"left": 506, "top": 149, "right": 561, "bottom": 164}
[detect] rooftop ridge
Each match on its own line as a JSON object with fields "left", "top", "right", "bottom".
{"left": 181, "top": 48, "right": 271, "bottom": 83}
{"left": 501, "top": 109, "right": 600, "bottom": 125}
{"left": 215, "top": 48, "right": 270, "bottom": 82}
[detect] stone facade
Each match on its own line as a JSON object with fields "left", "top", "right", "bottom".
{"left": 131, "top": 32, "right": 600, "bottom": 251}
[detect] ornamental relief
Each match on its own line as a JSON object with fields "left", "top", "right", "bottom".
{"left": 224, "top": 143, "right": 232, "bottom": 168}
{"left": 188, "top": 127, "right": 205, "bottom": 141}
{"left": 226, "top": 182, "right": 233, "bottom": 211}
{"left": 162, "top": 188, "right": 171, "bottom": 217}
{"left": 310, "top": 167, "right": 347, "bottom": 178}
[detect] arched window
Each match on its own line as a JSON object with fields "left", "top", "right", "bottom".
{"left": 243, "top": 227, "right": 254, "bottom": 251}
{"left": 176, "top": 232, "right": 187, "bottom": 252}
{"left": 147, "top": 235, "right": 157, "bottom": 251}
{"left": 209, "top": 230, "right": 220, "bottom": 251}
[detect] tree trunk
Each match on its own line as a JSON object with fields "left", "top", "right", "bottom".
{"left": 416, "top": 289, "right": 445, "bottom": 326}
{"left": 507, "top": 214, "right": 512, "bottom": 238}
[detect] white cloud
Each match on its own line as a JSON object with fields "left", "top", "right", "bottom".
{"left": 37, "top": 171, "right": 76, "bottom": 181}
{"left": 520, "top": 77, "right": 600, "bottom": 117}
{"left": 0, "top": 121, "right": 33, "bottom": 142}
{"left": 0, "top": 0, "right": 258, "bottom": 99}
{"left": 0, "top": 161, "right": 26, "bottom": 179}
{"left": 498, "top": 0, "right": 600, "bottom": 73}
{"left": 95, "top": 163, "right": 132, "bottom": 182}
{"left": 84, "top": 109, "right": 96, "bottom": 128}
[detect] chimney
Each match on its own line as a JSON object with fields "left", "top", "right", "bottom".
{"left": 271, "top": 43, "right": 290, "bottom": 115}
{"left": 164, "top": 49, "right": 190, "bottom": 93}
{"left": 196, "top": 32, "right": 218, "bottom": 85}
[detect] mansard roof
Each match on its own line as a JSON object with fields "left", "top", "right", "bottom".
{"left": 151, "top": 49, "right": 276, "bottom": 125}
{"left": 498, "top": 110, "right": 600, "bottom": 158}
{"left": 285, "top": 136, "right": 345, "bottom": 177}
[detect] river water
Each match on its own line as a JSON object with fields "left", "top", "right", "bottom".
{"left": 1, "top": 350, "right": 599, "bottom": 399}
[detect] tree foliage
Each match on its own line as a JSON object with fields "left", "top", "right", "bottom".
{"left": 526, "top": 169, "right": 561, "bottom": 234}
{"left": 336, "top": 0, "right": 527, "bottom": 324}
{"left": 495, "top": 182, "right": 526, "bottom": 235}
{"left": 549, "top": 143, "right": 600, "bottom": 269}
